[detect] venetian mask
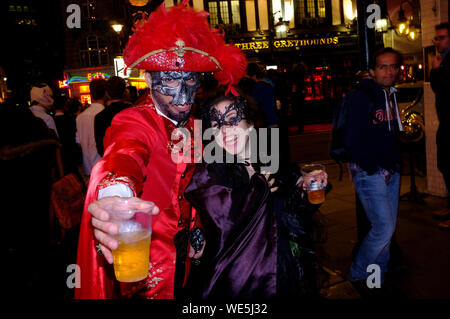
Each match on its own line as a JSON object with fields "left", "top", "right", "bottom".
{"left": 149, "top": 71, "right": 200, "bottom": 123}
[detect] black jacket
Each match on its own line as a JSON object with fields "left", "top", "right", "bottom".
{"left": 430, "top": 52, "right": 450, "bottom": 128}
{"left": 344, "top": 79, "right": 402, "bottom": 175}
{"left": 94, "top": 101, "right": 130, "bottom": 156}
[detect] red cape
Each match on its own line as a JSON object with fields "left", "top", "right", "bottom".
{"left": 75, "top": 96, "right": 201, "bottom": 299}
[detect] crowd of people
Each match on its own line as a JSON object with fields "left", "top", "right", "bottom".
{"left": 1, "top": 0, "right": 448, "bottom": 300}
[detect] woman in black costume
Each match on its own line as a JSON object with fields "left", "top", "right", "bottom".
{"left": 184, "top": 94, "right": 329, "bottom": 300}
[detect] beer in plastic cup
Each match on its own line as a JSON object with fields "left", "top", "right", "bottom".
{"left": 301, "top": 164, "right": 326, "bottom": 204}
{"left": 108, "top": 198, "right": 153, "bottom": 282}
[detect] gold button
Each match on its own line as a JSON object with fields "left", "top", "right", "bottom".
{"left": 178, "top": 195, "right": 183, "bottom": 200}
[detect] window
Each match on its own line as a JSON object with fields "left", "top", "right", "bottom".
{"left": 81, "top": 0, "right": 96, "bottom": 21}
{"left": 230, "top": 1, "right": 240, "bottom": 24}
{"left": 205, "top": 0, "right": 241, "bottom": 28}
{"left": 79, "top": 35, "right": 109, "bottom": 67}
{"left": 296, "top": 0, "right": 328, "bottom": 24}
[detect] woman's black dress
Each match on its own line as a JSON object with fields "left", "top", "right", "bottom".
{"left": 184, "top": 162, "right": 323, "bottom": 300}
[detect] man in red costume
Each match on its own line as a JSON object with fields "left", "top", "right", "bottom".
{"left": 75, "top": 1, "right": 247, "bottom": 299}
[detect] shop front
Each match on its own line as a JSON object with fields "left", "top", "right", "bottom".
{"left": 233, "top": 30, "right": 362, "bottom": 123}
{"left": 62, "top": 61, "right": 147, "bottom": 104}
{"left": 61, "top": 67, "right": 114, "bottom": 104}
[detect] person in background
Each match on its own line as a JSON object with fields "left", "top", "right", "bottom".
{"left": 345, "top": 48, "right": 404, "bottom": 297}
{"left": 137, "top": 88, "right": 148, "bottom": 98}
{"left": 29, "top": 84, "right": 58, "bottom": 138}
{"left": 350, "top": 70, "right": 403, "bottom": 277}
{"left": 66, "top": 96, "right": 82, "bottom": 118}
{"left": 54, "top": 96, "right": 82, "bottom": 175}
{"left": 126, "top": 85, "right": 138, "bottom": 104}
{"left": 76, "top": 78, "right": 107, "bottom": 176}
{"left": 246, "top": 63, "right": 279, "bottom": 128}
{"left": 290, "top": 73, "right": 306, "bottom": 134}
{"left": 1, "top": 99, "right": 60, "bottom": 296}
{"left": 94, "top": 76, "right": 130, "bottom": 157}
{"left": 430, "top": 22, "right": 450, "bottom": 230}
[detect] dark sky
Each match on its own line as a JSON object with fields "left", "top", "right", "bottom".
{"left": 0, "top": 1, "right": 65, "bottom": 102}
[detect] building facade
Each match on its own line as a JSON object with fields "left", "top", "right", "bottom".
{"left": 60, "top": 0, "right": 154, "bottom": 102}
{"left": 190, "top": 0, "right": 364, "bottom": 122}
{"left": 59, "top": 0, "right": 364, "bottom": 120}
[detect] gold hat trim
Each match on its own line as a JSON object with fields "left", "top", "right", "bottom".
{"left": 128, "top": 46, "right": 223, "bottom": 70}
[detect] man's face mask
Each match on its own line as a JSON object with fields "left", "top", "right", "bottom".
{"left": 149, "top": 71, "right": 200, "bottom": 123}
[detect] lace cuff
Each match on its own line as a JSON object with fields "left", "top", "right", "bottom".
{"left": 97, "top": 171, "right": 137, "bottom": 197}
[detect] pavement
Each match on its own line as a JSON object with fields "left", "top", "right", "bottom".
{"left": 289, "top": 130, "right": 450, "bottom": 299}
{"left": 52, "top": 128, "right": 450, "bottom": 300}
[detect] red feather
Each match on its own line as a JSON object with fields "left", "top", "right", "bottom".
{"left": 123, "top": 3, "right": 247, "bottom": 91}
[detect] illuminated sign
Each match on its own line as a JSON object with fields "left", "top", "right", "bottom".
{"left": 234, "top": 41, "right": 270, "bottom": 51}
{"left": 59, "top": 80, "right": 68, "bottom": 88}
{"left": 274, "top": 37, "right": 339, "bottom": 48}
{"left": 79, "top": 85, "right": 90, "bottom": 93}
{"left": 87, "top": 72, "right": 109, "bottom": 81}
{"left": 130, "top": 81, "right": 147, "bottom": 90}
{"left": 114, "top": 57, "right": 132, "bottom": 78}
{"left": 59, "top": 74, "right": 69, "bottom": 88}
{"left": 65, "top": 72, "right": 111, "bottom": 84}
{"left": 80, "top": 95, "right": 91, "bottom": 104}
{"left": 234, "top": 37, "right": 340, "bottom": 51}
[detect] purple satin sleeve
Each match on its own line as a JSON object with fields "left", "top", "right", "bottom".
{"left": 184, "top": 163, "right": 277, "bottom": 299}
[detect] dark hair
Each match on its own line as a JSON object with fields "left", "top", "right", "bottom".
{"left": 369, "top": 47, "right": 402, "bottom": 70}
{"left": 247, "top": 63, "right": 263, "bottom": 79}
{"left": 106, "top": 76, "right": 126, "bottom": 100}
{"left": 66, "top": 98, "right": 82, "bottom": 115}
{"left": 126, "top": 85, "right": 138, "bottom": 102}
{"left": 89, "top": 78, "right": 107, "bottom": 100}
{"left": 138, "top": 88, "right": 148, "bottom": 96}
{"left": 435, "top": 22, "right": 450, "bottom": 34}
{"left": 53, "top": 95, "right": 69, "bottom": 111}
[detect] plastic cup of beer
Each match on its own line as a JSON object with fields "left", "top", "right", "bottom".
{"left": 108, "top": 198, "right": 153, "bottom": 282}
{"left": 301, "top": 164, "right": 326, "bottom": 204}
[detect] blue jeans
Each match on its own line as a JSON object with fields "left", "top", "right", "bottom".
{"left": 348, "top": 164, "right": 400, "bottom": 283}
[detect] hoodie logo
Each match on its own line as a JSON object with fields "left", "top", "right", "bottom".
{"left": 373, "top": 108, "right": 396, "bottom": 125}
{"left": 373, "top": 110, "right": 384, "bottom": 124}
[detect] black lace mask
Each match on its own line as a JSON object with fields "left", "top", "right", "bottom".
{"left": 208, "top": 99, "right": 246, "bottom": 129}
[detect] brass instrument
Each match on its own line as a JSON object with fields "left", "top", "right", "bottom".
{"left": 398, "top": 84, "right": 425, "bottom": 143}
{"left": 400, "top": 111, "right": 424, "bottom": 142}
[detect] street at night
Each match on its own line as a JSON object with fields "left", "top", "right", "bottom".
{"left": 1, "top": 0, "right": 449, "bottom": 309}
{"left": 288, "top": 129, "right": 450, "bottom": 299}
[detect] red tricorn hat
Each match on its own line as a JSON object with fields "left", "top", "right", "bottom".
{"left": 123, "top": 0, "right": 247, "bottom": 93}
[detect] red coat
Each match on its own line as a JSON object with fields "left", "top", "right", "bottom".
{"left": 75, "top": 95, "right": 201, "bottom": 299}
